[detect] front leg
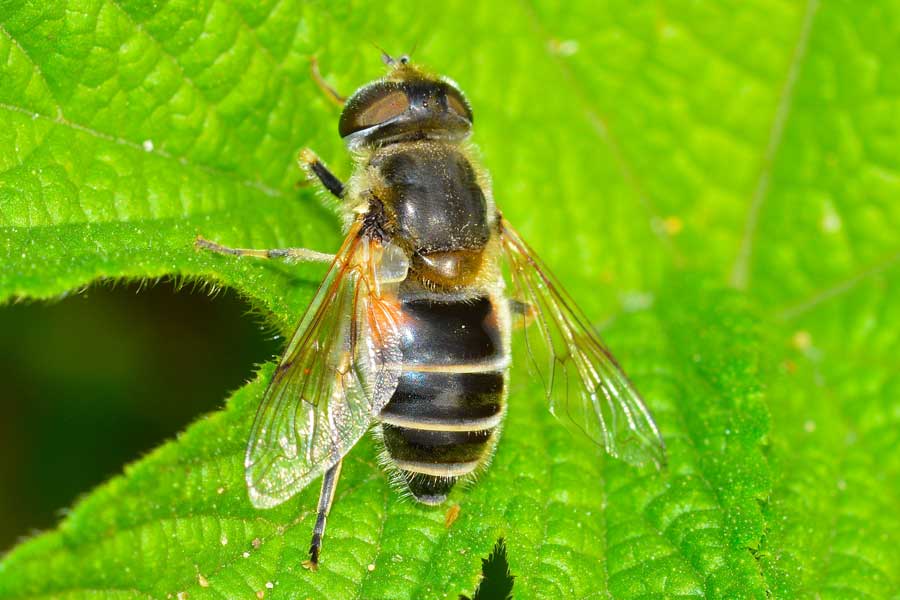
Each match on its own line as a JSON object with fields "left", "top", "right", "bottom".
{"left": 299, "top": 148, "right": 345, "bottom": 199}
{"left": 310, "top": 56, "right": 346, "bottom": 107}
{"left": 195, "top": 236, "right": 335, "bottom": 263}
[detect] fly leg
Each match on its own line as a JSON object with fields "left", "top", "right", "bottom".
{"left": 299, "top": 148, "right": 345, "bottom": 200}
{"left": 194, "top": 236, "right": 335, "bottom": 263}
{"left": 304, "top": 459, "right": 343, "bottom": 570}
{"left": 509, "top": 298, "right": 536, "bottom": 330}
{"left": 198, "top": 149, "right": 344, "bottom": 253}
{"left": 301, "top": 57, "right": 347, "bottom": 201}
{"left": 311, "top": 55, "right": 346, "bottom": 106}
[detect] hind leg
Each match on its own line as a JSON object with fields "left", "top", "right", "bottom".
{"left": 304, "top": 460, "right": 343, "bottom": 570}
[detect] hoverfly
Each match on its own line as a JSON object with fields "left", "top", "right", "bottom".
{"left": 196, "top": 53, "right": 665, "bottom": 568}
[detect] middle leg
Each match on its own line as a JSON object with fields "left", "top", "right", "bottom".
{"left": 195, "top": 236, "right": 335, "bottom": 263}
{"left": 509, "top": 298, "right": 537, "bottom": 329}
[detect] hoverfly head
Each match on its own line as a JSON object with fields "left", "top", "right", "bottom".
{"left": 339, "top": 53, "right": 473, "bottom": 148}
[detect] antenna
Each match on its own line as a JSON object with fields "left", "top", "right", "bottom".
{"left": 369, "top": 42, "right": 395, "bottom": 65}
{"left": 407, "top": 38, "right": 420, "bottom": 59}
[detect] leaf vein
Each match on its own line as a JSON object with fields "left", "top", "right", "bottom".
{"left": 731, "top": 0, "right": 820, "bottom": 289}
{"left": 517, "top": 0, "right": 673, "bottom": 253}
{"left": 0, "top": 101, "right": 286, "bottom": 200}
{"left": 0, "top": 22, "right": 63, "bottom": 119}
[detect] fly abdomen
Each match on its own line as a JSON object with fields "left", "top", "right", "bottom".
{"left": 382, "top": 426, "right": 493, "bottom": 476}
{"left": 381, "top": 371, "right": 505, "bottom": 430}
{"left": 396, "top": 295, "right": 503, "bottom": 366}
{"left": 378, "top": 294, "right": 509, "bottom": 505}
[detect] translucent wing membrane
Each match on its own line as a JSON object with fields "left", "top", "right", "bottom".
{"left": 499, "top": 218, "right": 665, "bottom": 467}
{"left": 246, "top": 222, "right": 406, "bottom": 508}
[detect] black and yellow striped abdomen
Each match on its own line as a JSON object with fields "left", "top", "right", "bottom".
{"left": 378, "top": 294, "right": 509, "bottom": 505}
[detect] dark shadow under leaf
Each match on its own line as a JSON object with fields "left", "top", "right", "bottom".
{"left": 460, "top": 538, "right": 514, "bottom": 600}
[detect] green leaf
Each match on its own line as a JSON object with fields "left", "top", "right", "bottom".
{"left": 1, "top": 0, "right": 899, "bottom": 598}
{"left": 0, "top": 282, "right": 769, "bottom": 599}
{"left": 746, "top": 2, "right": 900, "bottom": 595}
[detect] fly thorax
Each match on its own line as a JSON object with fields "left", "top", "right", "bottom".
{"left": 370, "top": 142, "right": 490, "bottom": 288}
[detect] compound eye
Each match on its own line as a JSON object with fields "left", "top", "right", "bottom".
{"left": 445, "top": 87, "right": 473, "bottom": 122}
{"left": 340, "top": 87, "right": 410, "bottom": 137}
{"left": 358, "top": 90, "right": 409, "bottom": 127}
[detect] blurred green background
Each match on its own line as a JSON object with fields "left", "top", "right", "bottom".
{"left": 0, "top": 284, "right": 278, "bottom": 552}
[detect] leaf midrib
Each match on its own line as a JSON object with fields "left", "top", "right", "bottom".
{"left": 0, "top": 103, "right": 289, "bottom": 202}
{"left": 731, "top": 0, "right": 821, "bottom": 289}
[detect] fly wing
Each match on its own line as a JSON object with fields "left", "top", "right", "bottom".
{"left": 499, "top": 217, "right": 666, "bottom": 467}
{"left": 245, "top": 223, "right": 405, "bottom": 508}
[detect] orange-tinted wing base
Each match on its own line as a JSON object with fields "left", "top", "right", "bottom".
{"left": 245, "top": 222, "right": 405, "bottom": 508}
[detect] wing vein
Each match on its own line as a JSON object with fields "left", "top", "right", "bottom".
{"left": 244, "top": 224, "right": 407, "bottom": 508}
{"left": 499, "top": 217, "right": 665, "bottom": 467}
